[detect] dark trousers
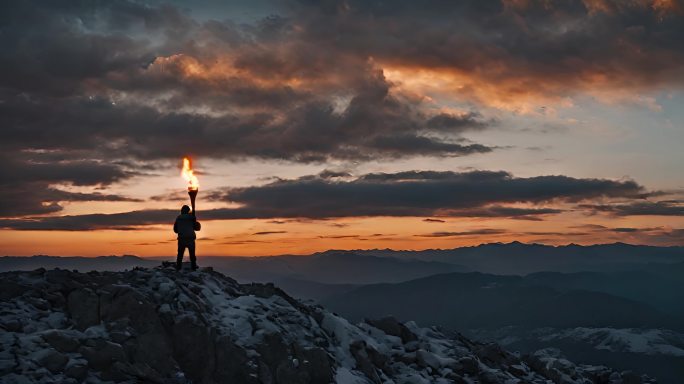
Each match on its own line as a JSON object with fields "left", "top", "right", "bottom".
{"left": 177, "top": 239, "right": 197, "bottom": 269}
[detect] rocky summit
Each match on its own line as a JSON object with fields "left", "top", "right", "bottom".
{"left": 0, "top": 265, "right": 656, "bottom": 384}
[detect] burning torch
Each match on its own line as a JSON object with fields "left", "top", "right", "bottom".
{"left": 181, "top": 157, "right": 200, "bottom": 215}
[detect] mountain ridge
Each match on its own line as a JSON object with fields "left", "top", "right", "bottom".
{"left": 0, "top": 265, "right": 656, "bottom": 384}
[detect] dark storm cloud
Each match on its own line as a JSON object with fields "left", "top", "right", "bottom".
{"left": 296, "top": 0, "right": 684, "bottom": 99}
{"left": 438, "top": 206, "right": 564, "bottom": 220}
{"left": 318, "top": 235, "right": 360, "bottom": 239}
{"left": 2, "top": 153, "right": 133, "bottom": 186}
{"left": 0, "top": 188, "right": 143, "bottom": 218}
{"left": 0, "top": 210, "right": 175, "bottom": 231}
{"left": 318, "top": 170, "right": 353, "bottom": 179}
{"left": 1, "top": 70, "right": 494, "bottom": 163}
{"left": 0, "top": 170, "right": 649, "bottom": 229}
{"left": 212, "top": 171, "right": 645, "bottom": 219}
{"left": 0, "top": 153, "right": 141, "bottom": 217}
{"left": 416, "top": 229, "right": 507, "bottom": 238}
{"left": 612, "top": 227, "right": 640, "bottom": 233}
{"left": 0, "top": 0, "right": 499, "bottom": 164}
{"left": 426, "top": 112, "right": 492, "bottom": 132}
{"left": 581, "top": 201, "right": 684, "bottom": 216}
{"left": 252, "top": 231, "right": 288, "bottom": 235}
{"left": 547, "top": 223, "right": 684, "bottom": 244}
{"left": 0, "top": 1, "right": 192, "bottom": 96}
{"left": 521, "top": 231, "right": 591, "bottom": 236}
{"left": 3, "top": 0, "right": 683, "bottom": 220}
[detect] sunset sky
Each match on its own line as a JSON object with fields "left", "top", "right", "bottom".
{"left": 2, "top": 0, "right": 684, "bottom": 256}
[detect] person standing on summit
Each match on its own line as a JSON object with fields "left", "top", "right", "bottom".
{"left": 173, "top": 205, "right": 201, "bottom": 271}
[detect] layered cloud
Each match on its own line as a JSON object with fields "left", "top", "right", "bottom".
{"left": 581, "top": 200, "right": 684, "bottom": 216}
{"left": 2, "top": 0, "right": 683, "bottom": 229}
{"left": 0, "top": 152, "right": 141, "bottom": 217}
{"left": 0, "top": 170, "right": 650, "bottom": 230}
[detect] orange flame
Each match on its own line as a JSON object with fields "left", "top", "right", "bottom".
{"left": 181, "top": 157, "right": 199, "bottom": 191}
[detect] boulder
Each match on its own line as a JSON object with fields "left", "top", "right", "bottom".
{"left": 67, "top": 288, "right": 99, "bottom": 330}
{"left": 100, "top": 284, "right": 176, "bottom": 374}
{"left": 79, "top": 340, "right": 127, "bottom": 370}
{"left": 64, "top": 359, "right": 88, "bottom": 381}
{"left": 42, "top": 330, "right": 81, "bottom": 353}
{"left": 255, "top": 332, "right": 290, "bottom": 381}
{"left": 366, "top": 317, "right": 417, "bottom": 344}
{"left": 0, "top": 280, "right": 29, "bottom": 301}
{"left": 621, "top": 371, "right": 642, "bottom": 384}
{"left": 474, "top": 343, "right": 515, "bottom": 366}
{"left": 293, "top": 344, "right": 334, "bottom": 383}
{"left": 349, "top": 340, "right": 381, "bottom": 384}
{"left": 0, "top": 357, "right": 17, "bottom": 375}
{"left": 44, "top": 291, "right": 66, "bottom": 308}
{"left": 1, "top": 318, "right": 23, "bottom": 333}
{"left": 416, "top": 349, "right": 442, "bottom": 370}
{"left": 275, "top": 359, "right": 308, "bottom": 384}
{"left": 508, "top": 364, "right": 527, "bottom": 377}
{"left": 34, "top": 349, "right": 68, "bottom": 373}
{"left": 214, "top": 334, "right": 258, "bottom": 383}
{"left": 100, "top": 361, "right": 136, "bottom": 382}
{"left": 457, "top": 356, "right": 479, "bottom": 375}
{"left": 479, "top": 370, "right": 505, "bottom": 384}
{"left": 169, "top": 314, "right": 216, "bottom": 383}
{"left": 46, "top": 269, "right": 81, "bottom": 290}
{"left": 99, "top": 285, "right": 154, "bottom": 329}
{"left": 111, "top": 361, "right": 167, "bottom": 383}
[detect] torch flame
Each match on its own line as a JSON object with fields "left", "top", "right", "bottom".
{"left": 181, "top": 157, "right": 199, "bottom": 191}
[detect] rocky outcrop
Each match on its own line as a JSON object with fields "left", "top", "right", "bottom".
{"left": 0, "top": 265, "right": 657, "bottom": 383}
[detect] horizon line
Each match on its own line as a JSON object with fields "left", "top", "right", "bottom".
{"left": 4, "top": 240, "right": 682, "bottom": 259}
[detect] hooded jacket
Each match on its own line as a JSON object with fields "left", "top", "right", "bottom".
{"left": 174, "top": 213, "right": 200, "bottom": 240}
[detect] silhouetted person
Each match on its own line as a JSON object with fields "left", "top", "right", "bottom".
{"left": 173, "top": 205, "right": 201, "bottom": 271}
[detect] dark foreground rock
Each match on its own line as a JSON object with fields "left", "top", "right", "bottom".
{"left": 0, "top": 265, "right": 657, "bottom": 383}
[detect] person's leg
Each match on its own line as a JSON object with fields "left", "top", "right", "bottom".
{"left": 176, "top": 240, "right": 185, "bottom": 270}
{"left": 189, "top": 241, "right": 197, "bottom": 270}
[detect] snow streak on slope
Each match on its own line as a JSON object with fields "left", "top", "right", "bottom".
{"left": 541, "top": 327, "right": 684, "bottom": 356}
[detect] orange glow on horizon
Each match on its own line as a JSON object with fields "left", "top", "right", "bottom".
{"left": 2, "top": 214, "right": 682, "bottom": 257}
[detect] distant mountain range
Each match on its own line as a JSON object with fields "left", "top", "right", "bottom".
{"left": 0, "top": 251, "right": 466, "bottom": 286}
{"left": 193, "top": 251, "right": 468, "bottom": 284}
{"left": 344, "top": 241, "right": 684, "bottom": 274}
{"left": 321, "top": 270, "right": 684, "bottom": 330}
{"left": 4, "top": 241, "right": 684, "bottom": 280}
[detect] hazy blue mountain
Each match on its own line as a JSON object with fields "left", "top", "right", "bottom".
{"left": 1, "top": 252, "right": 466, "bottom": 285}
{"left": 163, "top": 251, "right": 468, "bottom": 284}
{"left": 322, "top": 271, "right": 681, "bottom": 330}
{"left": 524, "top": 262, "right": 684, "bottom": 316}
{"left": 271, "top": 277, "right": 359, "bottom": 302}
{"left": 354, "top": 242, "right": 684, "bottom": 275}
{"left": 321, "top": 270, "right": 684, "bottom": 383}
{"left": 6, "top": 242, "right": 683, "bottom": 281}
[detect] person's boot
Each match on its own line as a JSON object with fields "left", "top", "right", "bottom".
{"left": 191, "top": 263, "right": 198, "bottom": 271}
{"left": 175, "top": 262, "right": 182, "bottom": 271}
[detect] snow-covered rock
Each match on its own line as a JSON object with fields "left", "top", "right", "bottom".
{"left": 540, "top": 327, "right": 684, "bottom": 357}
{"left": 0, "top": 265, "right": 657, "bottom": 383}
